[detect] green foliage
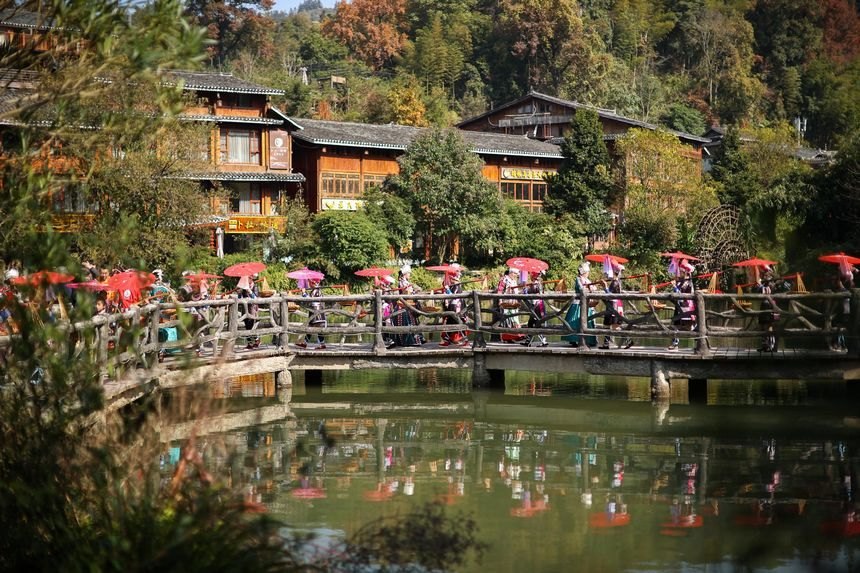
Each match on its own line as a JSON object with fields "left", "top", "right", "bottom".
{"left": 270, "top": 196, "right": 317, "bottom": 262}
{"left": 309, "top": 211, "right": 390, "bottom": 280}
{"left": 388, "top": 128, "right": 502, "bottom": 263}
{"left": 618, "top": 204, "right": 678, "bottom": 270}
{"left": 545, "top": 110, "right": 616, "bottom": 246}
{"left": 361, "top": 186, "right": 416, "bottom": 249}
{"left": 662, "top": 103, "right": 706, "bottom": 136}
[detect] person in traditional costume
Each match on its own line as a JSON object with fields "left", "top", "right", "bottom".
{"left": 755, "top": 266, "right": 777, "bottom": 352}
{"left": 296, "top": 277, "right": 326, "bottom": 349}
{"left": 599, "top": 256, "right": 631, "bottom": 349}
{"left": 440, "top": 263, "right": 468, "bottom": 346}
{"left": 562, "top": 262, "right": 597, "bottom": 348}
{"left": 237, "top": 274, "right": 260, "bottom": 349}
{"left": 390, "top": 264, "right": 422, "bottom": 347}
{"left": 522, "top": 270, "right": 548, "bottom": 347}
{"left": 831, "top": 265, "right": 854, "bottom": 351}
{"left": 668, "top": 259, "right": 696, "bottom": 351}
{"left": 496, "top": 268, "right": 524, "bottom": 343}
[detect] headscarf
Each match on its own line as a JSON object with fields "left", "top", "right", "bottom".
{"left": 578, "top": 262, "right": 590, "bottom": 276}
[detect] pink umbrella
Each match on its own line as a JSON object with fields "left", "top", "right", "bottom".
{"left": 223, "top": 262, "right": 266, "bottom": 277}
{"left": 286, "top": 268, "right": 325, "bottom": 281}
{"left": 67, "top": 280, "right": 112, "bottom": 292}
{"left": 660, "top": 251, "right": 700, "bottom": 261}
{"left": 355, "top": 267, "right": 395, "bottom": 278}
{"left": 426, "top": 264, "right": 465, "bottom": 274}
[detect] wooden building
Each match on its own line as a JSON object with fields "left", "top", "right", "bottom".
{"left": 290, "top": 118, "right": 563, "bottom": 214}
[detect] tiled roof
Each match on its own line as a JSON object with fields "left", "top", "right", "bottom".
{"left": 181, "top": 172, "right": 306, "bottom": 183}
{"left": 165, "top": 70, "right": 285, "bottom": 96}
{"left": 178, "top": 114, "right": 284, "bottom": 125}
{"left": 291, "top": 118, "right": 564, "bottom": 159}
{"left": 458, "top": 91, "right": 711, "bottom": 145}
{"left": 0, "top": 8, "right": 56, "bottom": 30}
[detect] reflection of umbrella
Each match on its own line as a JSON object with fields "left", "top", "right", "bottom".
{"left": 290, "top": 487, "right": 327, "bottom": 500}
{"left": 506, "top": 257, "right": 549, "bottom": 273}
{"left": 223, "top": 262, "right": 266, "bottom": 277}
{"left": 588, "top": 512, "right": 631, "bottom": 528}
{"left": 354, "top": 267, "right": 395, "bottom": 278}
{"left": 286, "top": 269, "right": 325, "bottom": 281}
{"left": 11, "top": 271, "right": 75, "bottom": 286}
{"left": 426, "top": 264, "right": 465, "bottom": 273}
{"left": 660, "top": 251, "right": 700, "bottom": 261}
{"left": 585, "top": 253, "right": 629, "bottom": 264}
{"left": 362, "top": 487, "right": 394, "bottom": 502}
{"left": 732, "top": 257, "right": 777, "bottom": 268}
{"left": 818, "top": 253, "right": 860, "bottom": 265}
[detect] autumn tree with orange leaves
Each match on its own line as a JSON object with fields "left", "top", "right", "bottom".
{"left": 322, "top": 0, "right": 408, "bottom": 70}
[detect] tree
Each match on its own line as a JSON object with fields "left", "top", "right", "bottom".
{"left": 321, "top": 0, "right": 408, "bottom": 70}
{"left": 361, "top": 185, "right": 416, "bottom": 250}
{"left": 388, "top": 78, "right": 429, "bottom": 126}
{"left": 662, "top": 103, "right": 706, "bottom": 136}
{"left": 310, "top": 210, "right": 390, "bottom": 279}
{"left": 387, "top": 128, "right": 502, "bottom": 262}
{"left": 184, "top": 0, "right": 276, "bottom": 65}
{"left": 545, "top": 110, "right": 616, "bottom": 250}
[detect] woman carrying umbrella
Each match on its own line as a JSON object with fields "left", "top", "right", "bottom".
{"left": 562, "top": 261, "right": 597, "bottom": 348}
{"left": 599, "top": 256, "right": 632, "bottom": 350}
{"left": 668, "top": 260, "right": 696, "bottom": 351}
{"left": 521, "top": 270, "right": 548, "bottom": 347}
{"left": 390, "top": 264, "right": 423, "bottom": 347}
{"left": 294, "top": 273, "right": 326, "bottom": 350}
{"left": 435, "top": 264, "right": 468, "bottom": 347}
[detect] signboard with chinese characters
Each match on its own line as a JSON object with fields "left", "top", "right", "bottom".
{"left": 321, "top": 198, "right": 365, "bottom": 211}
{"left": 51, "top": 213, "right": 95, "bottom": 233}
{"left": 500, "top": 167, "right": 555, "bottom": 181}
{"left": 226, "top": 216, "right": 287, "bottom": 234}
{"left": 269, "top": 130, "right": 291, "bottom": 170}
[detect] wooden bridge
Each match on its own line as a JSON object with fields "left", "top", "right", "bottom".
{"left": 5, "top": 288, "right": 859, "bottom": 406}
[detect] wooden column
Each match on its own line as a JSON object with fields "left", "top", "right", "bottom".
{"left": 472, "top": 290, "right": 486, "bottom": 348}
{"left": 695, "top": 291, "right": 710, "bottom": 356}
{"left": 374, "top": 289, "right": 386, "bottom": 353}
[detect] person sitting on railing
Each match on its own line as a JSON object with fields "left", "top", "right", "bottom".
{"left": 440, "top": 263, "right": 468, "bottom": 347}
{"left": 521, "top": 270, "right": 548, "bottom": 347}
{"left": 389, "top": 264, "right": 423, "bottom": 347}
{"left": 296, "top": 277, "right": 326, "bottom": 350}
{"left": 755, "top": 270, "right": 778, "bottom": 352}
{"left": 562, "top": 262, "right": 597, "bottom": 348}
{"left": 668, "top": 262, "right": 696, "bottom": 351}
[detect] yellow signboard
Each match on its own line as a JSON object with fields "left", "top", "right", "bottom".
{"left": 51, "top": 213, "right": 96, "bottom": 233}
{"left": 226, "top": 216, "right": 287, "bottom": 234}
{"left": 501, "top": 167, "right": 555, "bottom": 181}
{"left": 321, "top": 198, "right": 365, "bottom": 211}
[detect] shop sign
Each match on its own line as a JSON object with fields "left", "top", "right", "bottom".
{"left": 269, "top": 130, "right": 290, "bottom": 170}
{"left": 321, "top": 198, "right": 365, "bottom": 211}
{"left": 51, "top": 213, "right": 95, "bottom": 233}
{"left": 501, "top": 167, "right": 555, "bottom": 181}
{"left": 227, "top": 216, "right": 287, "bottom": 234}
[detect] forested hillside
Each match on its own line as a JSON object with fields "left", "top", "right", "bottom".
{"left": 189, "top": 0, "right": 859, "bottom": 147}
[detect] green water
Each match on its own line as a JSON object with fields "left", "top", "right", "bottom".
{"left": 168, "top": 370, "right": 860, "bottom": 572}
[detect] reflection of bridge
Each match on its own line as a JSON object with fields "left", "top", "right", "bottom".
{"left": 4, "top": 289, "right": 855, "bottom": 407}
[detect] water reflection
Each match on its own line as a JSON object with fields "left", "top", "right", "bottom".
{"left": 162, "top": 371, "right": 860, "bottom": 573}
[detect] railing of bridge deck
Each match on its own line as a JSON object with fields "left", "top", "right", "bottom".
{"left": 0, "top": 289, "right": 856, "bottom": 375}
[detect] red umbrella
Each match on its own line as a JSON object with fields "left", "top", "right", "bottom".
{"left": 11, "top": 271, "right": 75, "bottom": 286}
{"left": 287, "top": 269, "right": 325, "bottom": 281}
{"left": 223, "top": 262, "right": 266, "bottom": 277}
{"left": 585, "top": 253, "right": 629, "bottom": 265}
{"left": 425, "top": 265, "right": 464, "bottom": 273}
{"left": 818, "top": 253, "right": 860, "bottom": 265}
{"left": 354, "top": 267, "right": 395, "bottom": 278}
{"left": 108, "top": 270, "right": 156, "bottom": 308}
{"left": 184, "top": 272, "right": 221, "bottom": 283}
{"left": 732, "top": 257, "right": 777, "bottom": 268}
{"left": 660, "top": 251, "right": 700, "bottom": 261}
{"left": 506, "top": 257, "right": 549, "bottom": 273}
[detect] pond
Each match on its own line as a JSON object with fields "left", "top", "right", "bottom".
{"left": 163, "top": 370, "right": 860, "bottom": 573}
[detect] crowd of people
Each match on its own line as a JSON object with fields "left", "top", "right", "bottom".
{"left": 0, "top": 253, "right": 856, "bottom": 354}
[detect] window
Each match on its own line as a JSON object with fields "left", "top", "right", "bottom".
{"left": 363, "top": 174, "right": 387, "bottom": 190}
{"left": 321, "top": 172, "right": 361, "bottom": 197}
{"left": 230, "top": 183, "right": 262, "bottom": 214}
{"left": 52, "top": 186, "right": 96, "bottom": 213}
{"left": 219, "top": 129, "right": 260, "bottom": 164}
{"left": 500, "top": 181, "right": 545, "bottom": 212}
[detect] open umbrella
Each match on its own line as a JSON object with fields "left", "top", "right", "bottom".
{"left": 660, "top": 251, "right": 700, "bottom": 261}
{"left": 818, "top": 253, "right": 860, "bottom": 265}
{"left": 11, "top": 270, "right": 75, "bottom": 286}
{"left": 67, "top": 280, "right": 112, "bottom": 292}
{"left": 506, "top": 257, "right": 549, "bottom": 273}
{"left": 732, "top": 257, "right": 777, "bottom": 268}
{"left": 286, "top": 268, "right": 325, "bottom": 281}
{"left": 585, "top": 253, "right": 629, "bottom": 265}
{"left": 184, "top": 272, "right": 221, "bottom": 283}
{"left": 223, "top": 262, "right": 266, "bottom": 277}
{"left": 425, "top": 264, "right": 465, "bottom": 273}
{"left": 108, "top": 270, "right": 156, "bottom": 308}
{"left": 354, "top": 267, "right": 395, "bottom": 278}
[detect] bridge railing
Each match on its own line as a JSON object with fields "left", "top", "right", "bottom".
{"left": 1, "top": 289, "right": 856, "bottom": 374}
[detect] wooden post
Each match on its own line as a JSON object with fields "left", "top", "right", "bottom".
{"left": 849, "top": 288, "right": 860, "bottom": 358}
{"left": 472, "top": 290, "right": 486, "bottom": 348}
{"left": 579, "top": 286, "right": 588, "bottom": 334}
{"left": 374, "top": 289, "right": 386, "bottom": 354}
{"left": 278, "top": 298, "right": 290, "bottom": 349}
{"left": 695, "top": 291, "right": 710, "bottom": 356}
{"left": 225, "top": 298, "right": 239, "bottom": 356}
{"left": 148, "top": 304, "right": 161, "bottom": 361}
